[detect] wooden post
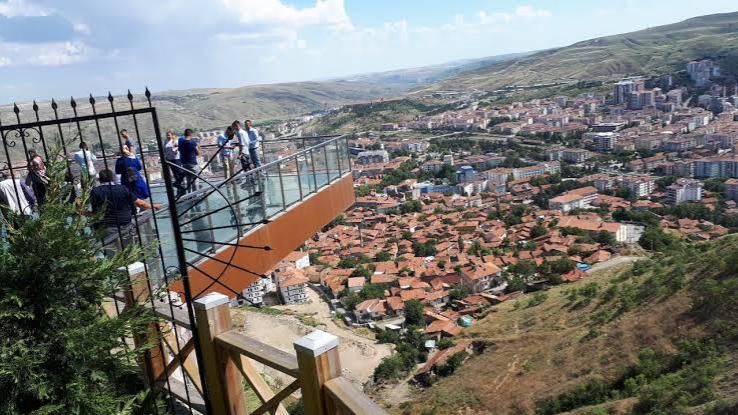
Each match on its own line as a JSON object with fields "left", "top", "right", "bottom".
{"left": 194, "top": 292, "right": 247, "bottom": 415}
{"left": 121, "top": 262, "right": 166, "bottom": 386}
{"left": 294, "top": 330, "right": 342, "bottom": 415}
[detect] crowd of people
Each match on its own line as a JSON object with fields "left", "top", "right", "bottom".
{"left": 0, "top": 118, "right": 263, "bottom": 254}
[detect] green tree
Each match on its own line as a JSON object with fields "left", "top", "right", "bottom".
{"left": 404, "top": 300, "right": 425, "bottom": 327}
{"left": 400, "top": 200, "right": 422, "bottom": 214}
{"left": 530, "top": 224, "right": 548, "bottom": 239}
{"left": 0, "top": 160, "right": 160, "bottom": 414}
{"left": 374, "top": 251, "right": 392, "bottom": 262}
{"left": 509, "top": 260, "right": 538, "bottom": 276}
{"left": 448, "top": 285, "right": 470, "bottom": 302}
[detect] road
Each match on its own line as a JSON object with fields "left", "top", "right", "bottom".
{"left": 586, "top": 255, "right": 644, "bottom": 274}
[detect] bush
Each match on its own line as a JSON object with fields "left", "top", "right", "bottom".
{"left": 526, "top": 291, "right": 548, "bottom": 308}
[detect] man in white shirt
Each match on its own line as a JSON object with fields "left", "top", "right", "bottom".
{"left": 245, "top": 119, "right": 262, "bottom": 168}
{"left": 231, "top": 120, "right": 251, "bottom": 172}
{"left": 73, "top": 141, "right": 97, "bottom": 183}
{"left": 0, "top": 171, "right": 36, "bottom": 215}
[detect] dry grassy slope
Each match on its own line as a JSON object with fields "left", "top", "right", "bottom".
{"left": 419, "top": 12, "right": 738, "bottom": 93}
{"left": 400, "top": 240, "right": 738, "bottom": 415}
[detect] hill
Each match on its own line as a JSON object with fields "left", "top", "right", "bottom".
{"left": 417, "top": 12, "right": 738, "bottom": 93}
{"left": 394, "top": 236, "right": 738, "bottom": 415}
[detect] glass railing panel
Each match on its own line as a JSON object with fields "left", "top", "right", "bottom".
{"left": 296, "top": 151, "right": 314, "bottom": 197}
{"left": 260, "top": 163, "right": 285, "bottom": 218}
{"left": 312, "top": 146, "right": 329, "bottom": 188}
{"left": 282, "top": 157, "right": 301, "bottom": 208}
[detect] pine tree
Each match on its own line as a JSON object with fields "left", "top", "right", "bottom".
{"left": 0, "top": 155, "right": 161, "bottom": 414}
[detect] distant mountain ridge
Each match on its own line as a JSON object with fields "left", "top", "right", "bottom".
{"left": 417, "top": 11, "right": 738, "bottom": 93}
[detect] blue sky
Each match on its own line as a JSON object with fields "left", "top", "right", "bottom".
{"left": 0, "top": 0, "right": 737, "bottom": 103}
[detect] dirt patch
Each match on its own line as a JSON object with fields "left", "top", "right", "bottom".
{"left": 232, "top": 288, "right": 392, "bottom": 388}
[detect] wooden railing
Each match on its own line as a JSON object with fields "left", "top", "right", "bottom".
{"left": 190, "top": 292, "right": 386, "bottom": 415}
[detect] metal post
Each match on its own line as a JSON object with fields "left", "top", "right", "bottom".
{"left": 295, "top": 156, "right": 304, "bottom": 201}
{"left": 277, "top": 161, "right": 287, "bottom": 210}
{"left": 323, "top": 144, "right": 331, "bottom": 184}
{"left": 150, "top": 108, "right": 213, "bottom": 414}
{"left": 309, "top": 148, "right": 318, "bottom": 191}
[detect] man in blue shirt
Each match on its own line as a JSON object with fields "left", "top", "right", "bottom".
{"left": 178, "top": 129, "right": 200, "bottom": 196}
{"left": 217, "top": 127, "right": 236, "bottom": 179}
{"left": 120, "top": 129, "right": 136, "bottom": 157}
{"left": 245, "top": 119, "right": 262, "bottom": 168}
{"left": 90, "top": 169, "right": 159, "bottom": 256}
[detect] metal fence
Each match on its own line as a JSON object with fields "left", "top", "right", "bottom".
{"left": 0, "top": 89, "right": 353, "bottom": 414}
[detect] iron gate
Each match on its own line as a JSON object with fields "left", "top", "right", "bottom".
{"left": 0, "top": 89, "right": 212, "bottom": 414}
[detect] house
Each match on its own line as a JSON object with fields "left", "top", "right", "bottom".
{"left": 355, "top": 299, "right": 387, "bottom": 322}
{"left": 277, "top": 269, "right": 309, "bottom": 304}
{"left": 347, "top": 277, "right": 366, "bottom": 293}
{"left": 460, "top": 263, "right": 502, "bottom": 293}
{"left": 281, "top": 251, "right": 311, "bottom": 270}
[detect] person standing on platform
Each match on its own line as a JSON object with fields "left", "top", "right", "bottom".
{"left": 217, "top": 127, "right": 236, "bottom": 179}
{"left": 178, "top": 128, "right": 200, "bottom": 196}
{"left": 244, "top": 119, "right": 262, "bottom": 168}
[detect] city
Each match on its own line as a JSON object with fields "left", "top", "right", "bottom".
{"left": 2, "top": 3, "right": 738, "bottom": 415}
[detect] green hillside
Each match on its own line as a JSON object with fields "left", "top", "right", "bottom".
{"left": 395, "top": 235, "right": 738, "bottom": 415}
{"left": 418, "top": 12, "right": 738, "bottom": 93}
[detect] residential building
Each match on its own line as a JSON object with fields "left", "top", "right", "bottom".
{"left": 667, "top": 179, "right": 703, "bottom": 205}
{"left": 620, "top": 176, "right": 656, "bottom": 198}
{"left": 562, "top": 148, "right": 592, "bottom": 164}
{"left": 693, "top": 158, "right": 738, "bottom": 179}
{"left": 557, "top": 217, "right": 628, "bottom": 243}
{"left": 355, "top": 299, "right": 387, "bottom": 322}
{"left": 456, "top": 166, "right": 478, "bottom": 183}
{"left": 548, "top": 186, "right": 598, "bottom": 212}
{"left": 356, "top": 150, "right": 390, "bottom": 165}
{"left": 724, "top": 178, "right": 738, "bottom": 201}
{"left": 460, "top": 263, "right": 502, "bottom": 293}
{"left": 277, "top": 269, "right": 309, "bottom": 304}
{"left": 587, "top": 132, "right": 618, "bottom": 152}
{"left": 241, "top": 277, "right": 274, "bottom": 306}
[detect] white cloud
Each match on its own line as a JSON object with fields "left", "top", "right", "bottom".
{"left": 514, "top": 5, "right": 552, "bottom": 19}
{"left": 0, "top": 41, "right": 90, "bottom": 66}
{"left": 222, "top": 0, "right": 352, "bottom": 30}
{"left": 73, "top": 22, "right": 91, "bottom": 34}
{"left": 0, "top": 0, "right": 50, "bottom": 17}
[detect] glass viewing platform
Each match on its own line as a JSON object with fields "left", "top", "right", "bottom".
{"left": 112, "top": 134, "right": 352, "bottom": 288}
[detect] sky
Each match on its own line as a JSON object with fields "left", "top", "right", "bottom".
{"left": 0, "top": 0, "right": 737, "bottom": 103}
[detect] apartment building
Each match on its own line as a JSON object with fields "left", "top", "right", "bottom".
{"left": 667, "top": 179, "right": 703, "bottom": 205}
{"left": 277, "top": 269, "right": 309, "bottom": 304}
{"left": 548, "top": 186, "right": 598, "bottom": 212}
{"left": 693, "top": 158, "right": 738, "bottom": 179}
{"left": 620, "top": 176, "right": 656, "bottom": 198}
{"left": 241, "top": 277, "right": 276, "bottom": 306}
{"left": 587, "top": 132, "right": 619, "bottom": 152}
{"left": 724, "top": 178, "right": 738, "bottom": 201}
{"left": 355, "top": 150, "right": 390, "bottom": 165}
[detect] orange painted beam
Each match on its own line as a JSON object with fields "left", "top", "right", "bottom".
{"left": 170, "top": 174, "right": 355, "bottom": 299}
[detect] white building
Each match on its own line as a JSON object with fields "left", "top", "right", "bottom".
{"left": 667, "top": 179, "right": 703, "bottom": 205}
{"left": 277, "top": 269, "right": 309, "bottom": 304}
{"left": 620, "top": 176, "right": 656, "bottom": 198}
{"left": 587, "top": 132, "right": 619, "bottom": 152}
{"left": 548, "top": 186, "right": 598, "bottom": 212}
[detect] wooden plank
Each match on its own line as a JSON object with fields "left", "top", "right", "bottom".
{"left": 194, "top": 293, "right": 247, "bottom": 415}
{"left": 166, "top": 377, "right": 207, "bottom": 414}
{"left": 156, "top": 338, "right": 194, "bottom": 383}
{"left": 324, "top": 377, "right": 386, "bottom": 415}
{"left": 231, "top": 352, "right": 289, "bottom": 415}
{"left": 160, "top": 327, "right": 203, "bottom": 396}
{"left": 215, "top": 330, "right": 300, "bottom": 377}
{"left": 250, "top": 379, "right": 300, "bottom": 415}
